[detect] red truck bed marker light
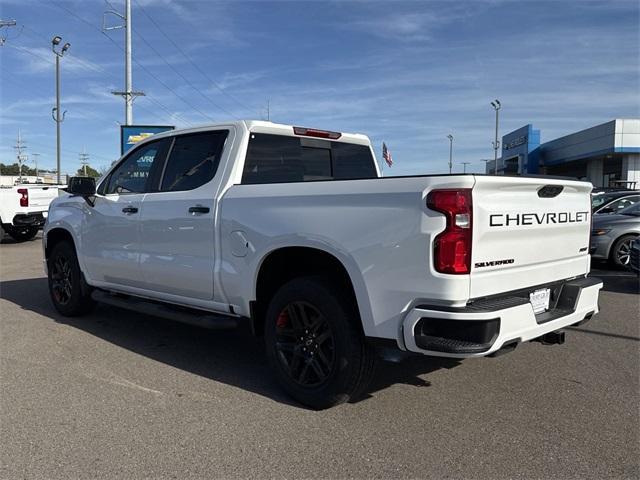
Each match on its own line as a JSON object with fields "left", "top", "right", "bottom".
{"left": 17, "top": 188, "right": 29, "bottom": 207}
{"left": 427, "top": 189, "right": 473, "bottom": 274}
{"left": 293, "top": 126, "right": 342, "bottom": 140}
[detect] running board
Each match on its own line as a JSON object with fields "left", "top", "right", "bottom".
{"left": 91, "top": 290, "right": 239, "bottom": 330}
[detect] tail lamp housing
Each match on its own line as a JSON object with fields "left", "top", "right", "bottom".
{"left": 427, "top": 189, "right": 472, "bottom": 274}
{"left": 18, "top": 188, "right": 29, "bottom": 207}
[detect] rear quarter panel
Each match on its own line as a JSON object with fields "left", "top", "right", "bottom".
{"left": 218, "top": 175, "right": 475, "bottom": 341}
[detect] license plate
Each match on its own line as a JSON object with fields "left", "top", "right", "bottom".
{"left": 530, "top": 288, "right": 551, "bottom": 314}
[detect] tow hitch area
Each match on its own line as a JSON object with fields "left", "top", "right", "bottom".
{"left": 533, "top": 330, "right": 566, "bottom": 345}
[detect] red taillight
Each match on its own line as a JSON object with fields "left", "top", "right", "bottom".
{"left": 427, "top": 189, "right": 472, "bottom": 274}
{"left": 293, "top": 126, "right": 342, "bottom": 139}
{"left": 17, "top": 188, "right": 28, "bottom": 207}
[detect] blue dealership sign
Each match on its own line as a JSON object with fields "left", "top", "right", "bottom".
{"left": 120, "top": 125, "right": 174, "bottom": 154}
{"left": 500, "top": 124, "right": 541, "bottom": 175}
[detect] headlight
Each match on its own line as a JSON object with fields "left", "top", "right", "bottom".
{"left": 592, "top": 228, "right": 611, "bottom": 236}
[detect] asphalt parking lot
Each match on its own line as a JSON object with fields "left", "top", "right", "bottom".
{"left": 1, "top": 233, "right": 638, "bottom": 479}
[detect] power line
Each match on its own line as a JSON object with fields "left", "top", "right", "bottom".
{"left": 14, "top": 130, "right": 28, "bottom": 178}
{"left": 79, "top": 147, "right": 90, "bottom": 175}
{"left": 4, "top": 42, "right": 53, "bottom": 65}
{"left": 31, "top": 152, "right": 41, "bottom": 177}
{"left": 131, "top": 27, "right": 238, "bottom": 119}
{"left": 44, "top": 6, "right": 195, "bottom": 126}
{"left": 54, "top": 2, "right": 212, "bottom": 124}
{"left": 132, "top": 0, "right": 257, "bottom": 115}
{"left": 6, "top": 30, "right": 178, "bottom": 123}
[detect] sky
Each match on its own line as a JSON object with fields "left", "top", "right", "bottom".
{"left": 0, "top": 0, "right": 639, "bottom": 176}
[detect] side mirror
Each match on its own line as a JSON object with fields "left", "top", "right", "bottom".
{"left": 67, "top": 176, "right": 96, "bottom": 196}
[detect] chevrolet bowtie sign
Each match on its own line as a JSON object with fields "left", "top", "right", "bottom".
{"left": 120, "top": 125, "right": 175, "bottom": 154}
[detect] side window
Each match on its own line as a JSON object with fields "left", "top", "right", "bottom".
{"left": 160, "top": 131, "right": 228, "bottom": 192}
{"left": 607, "top": 195, "right": 640, "bottom": 212}
{"left": 105, "top": 139, "right": 169, "bottom": 194}
{"left": 242, "top": 133, "right": 377, "bottom": 184}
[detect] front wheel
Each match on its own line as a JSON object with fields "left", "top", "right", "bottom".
{"left": 264, "top": 276, "right": 375, "bottom": 409}
{"left": 6, "top": 225, "right": 38, "bottom": 242}
{"left": 47, "top": 241, "right": 95, "bottom": 316}
{"left": 610, "top": 234, "right": 636, "bottom": 268}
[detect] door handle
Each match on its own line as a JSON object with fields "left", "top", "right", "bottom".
{"left": 122, "top": 206, "right": 138, "bottom": 214}
{"left": 188, "top": 206, "right": 210, "bottom": 214}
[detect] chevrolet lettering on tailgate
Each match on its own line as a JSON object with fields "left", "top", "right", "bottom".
{"left": 489, "top": 211, "right": 589, "bottom": 227}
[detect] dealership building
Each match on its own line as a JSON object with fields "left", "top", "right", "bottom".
{"left": 487, "top": 119, "right": 640, "bottom": 188}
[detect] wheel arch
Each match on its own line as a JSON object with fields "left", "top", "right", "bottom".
{"left": 45, "top": 227, "right": 77, "bottom": 261}
{"left": 250, "top": 246, "right": 371, "bottom": 337}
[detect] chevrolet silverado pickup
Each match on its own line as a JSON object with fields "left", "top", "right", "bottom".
{"left": 43, "top": 120, "right": 603, "bottom": 408}
{"left": 1, "top": 184, "right": 61, "bottom": 241}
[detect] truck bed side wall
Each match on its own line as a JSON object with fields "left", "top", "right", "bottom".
{"left": 219, "top": 176, "right": 475, "bottom": 341}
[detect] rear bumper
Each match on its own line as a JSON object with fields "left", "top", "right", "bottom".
{"left": 11, "top": 212, "right": 46, "bottom": 227}
{"left": 402, "top": 277, "right": 603, "bottom": 358}
{"left": 590, "top": 234, "right": 612, "bottom": 260}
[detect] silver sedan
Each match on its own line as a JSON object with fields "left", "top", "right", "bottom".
{"left": 591, "top": 203, "right": 640, "bottom": 267}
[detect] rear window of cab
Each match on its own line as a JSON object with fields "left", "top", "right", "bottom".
{"left": 242, "top": 133, "right": 377, "bottom": 184}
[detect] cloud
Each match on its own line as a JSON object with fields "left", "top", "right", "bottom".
{"left": 7, "top": 45, "right": 106, "bottom": 76}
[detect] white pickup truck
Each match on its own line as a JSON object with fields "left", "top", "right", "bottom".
{"left": 43, "top": 120, "right": 603, "bottom": 408}
{"left": 0, "top": 184, "right": 61, "bottom": 242}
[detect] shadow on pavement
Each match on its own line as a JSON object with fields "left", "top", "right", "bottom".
{"left": 591, "top": 260, "right": 640, "bottom": 294}
{"left": 0, "top": 276, "right": 460, "bottom": 409}
{"left": 565, "top": 326, "right": 639, "bottom": 342}
{"left": 593, "top": 273, "right": 640, "bottom": 294}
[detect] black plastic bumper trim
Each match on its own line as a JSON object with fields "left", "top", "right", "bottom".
{"left": 414, "top": 317, "right": 500, "bottom": 354}
{"left": 12, "top": 212, "right": 45, "bottom": 227}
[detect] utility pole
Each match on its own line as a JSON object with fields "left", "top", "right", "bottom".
{"left": 79, "top": 148, "right": 90, "bottom": 176}
{"left": 461, "top": 161, "right": 471, "bottom": 174}
{"left": 266, "top": 99, "right": 270, "bottom": 121}
{"left": 32, "top": 153, "right": 40, "bottom": 178}
{"left": 14, "top": 130, "right": 27, "bottom": 181}
{"left": 52, "top": 35, "right": 70, "bottom": 184}
{"left": 491, "top": 99, "right": 501, "bottom": 175}
{"left": 105, "top": 0, "right": 145, "bottom": 125}
{"left": 447, "top": 134, "right": 453, "bottom": 174}
{"left": 0, "top": 19, "right": 17, "bottom": 46}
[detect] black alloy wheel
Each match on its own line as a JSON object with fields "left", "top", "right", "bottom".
{"left": 50, "top": 254, "right": 73, "bottom": 305}
{"left": 274, "top": 301, "right": 335, "bottom": 387}
{"left": 47, "top": 241, "right": 95, "bottom": 316}
{"left": 264, "top": 276, "right": 375, "bottom": 409}
{"left": 612, "top": 235, "right": 636, "bottom": 267}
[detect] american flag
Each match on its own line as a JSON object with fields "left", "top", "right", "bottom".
{"left": 382, "top": 142, "right": 393, "bottom": 167}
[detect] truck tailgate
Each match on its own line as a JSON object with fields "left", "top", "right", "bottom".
{"left": 26, "top": 186, "right": 58, "bottom": 210}
{"left": 470, "top": 176, "right": 592, "bottom": 299}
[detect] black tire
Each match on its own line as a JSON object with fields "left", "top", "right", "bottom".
{"left": 264, "top": 276, "right": 375, "bottom": 409}
{"left": 47, "top": 241, "right": 95, "bottom": 316}
{"left": 6, "top": 225, "right": 39, "bottom": 242}
{"left": 610, "top": 234, "right": 637, "bottom": 268}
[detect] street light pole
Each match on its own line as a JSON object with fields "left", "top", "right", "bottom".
{"left": 52, "top": 36, "right": 70, "bottom": 184}
{"left": 490, "top": 99, "right": 501, "bottom": 175}
{"left": 461, "top": 161, "right": 471, "bottom": 174}
{"left": 447, "top": 134, "right": 453, "bottom": 174}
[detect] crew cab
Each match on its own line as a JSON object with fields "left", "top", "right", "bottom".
{"left": 43, "top": 121, "right": 603, "bottom": 408}
{"left": 1, "top": 184, "right": 61, "bottom": 242}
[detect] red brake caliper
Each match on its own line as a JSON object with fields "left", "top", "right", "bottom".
{"left": 276, "top": 310, "right": 289, "bottom": 329}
